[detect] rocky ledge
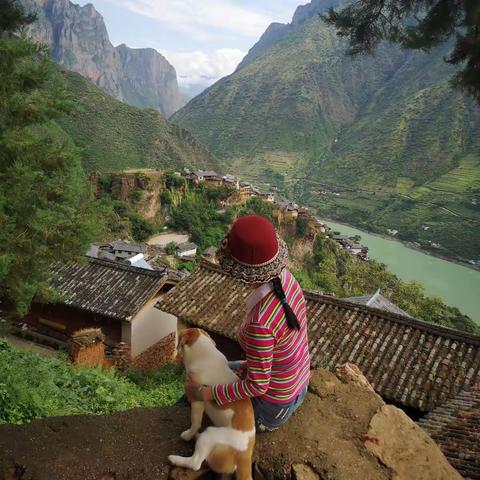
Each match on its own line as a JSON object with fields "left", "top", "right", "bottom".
{"left": 0, "top": 366, "right": 460, "bottom": 480}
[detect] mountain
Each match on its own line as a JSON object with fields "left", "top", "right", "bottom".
{"left": 58, "top": 70, "right": 220, "bottom": 173}
{"left": 172, "top": 1, "right": 480, "bottom": 262}
{"left": 21, "top": 0, "right": 185, "bottom": 117}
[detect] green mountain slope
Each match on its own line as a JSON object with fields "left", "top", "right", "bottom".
{"left": 172, "top": 6, "right": 480, "bottom": 262}
{"left": 58, "top": 71, "right": 221, "bottom": 173}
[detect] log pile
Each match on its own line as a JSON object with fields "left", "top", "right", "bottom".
{"left": 132, "top": 332, "right": 177, "bottom": 374}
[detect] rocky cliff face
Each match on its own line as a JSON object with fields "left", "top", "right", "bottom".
{"left": 21, "top": 0, "right": 185, "bottom": 117}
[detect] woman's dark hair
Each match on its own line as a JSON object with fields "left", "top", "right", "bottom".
{"left": 272, "top": 277, "right": 301, "bottom": 330}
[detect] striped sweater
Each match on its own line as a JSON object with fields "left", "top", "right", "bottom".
{"left": 212, "top": 270, "right": 310, "bottom": 406}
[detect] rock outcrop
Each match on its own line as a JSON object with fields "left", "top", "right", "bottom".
{"left": 21, "top": 0, "right": 184, "bottom": 117}
{"left": 0, "top": 367, "right": 460, "bottom": 480}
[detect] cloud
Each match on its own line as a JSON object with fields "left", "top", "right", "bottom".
{"left": 163, "top": 48, "right": 246, "bottom": 90}
{"left": 111, "top": 0, "right": 275, "bottom": 40}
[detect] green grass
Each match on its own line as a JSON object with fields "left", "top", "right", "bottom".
{"left": 0, "top": 339, "right": 184, "bottom": 425}
{"left": 58, "top": 71, "right": 221, "bottom": 173}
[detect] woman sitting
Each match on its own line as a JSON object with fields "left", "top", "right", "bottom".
{"left": 186, "top": 215, "right": 311, "bottom": 432}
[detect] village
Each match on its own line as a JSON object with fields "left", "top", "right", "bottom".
{"left": 3, "top": 168, "right": 479, "bottom": 479}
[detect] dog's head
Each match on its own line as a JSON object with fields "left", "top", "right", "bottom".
{"left": 176, "top": 328, "right": 216, "bottom": 363}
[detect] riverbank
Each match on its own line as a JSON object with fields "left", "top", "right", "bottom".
{"left": 318, "top": 216, "right": 480, "bottom": 272}
{"left": 317, "top": 216, "right": 480, "bottom": 324}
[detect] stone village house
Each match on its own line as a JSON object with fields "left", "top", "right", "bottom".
{"left": 155, "top": 260, "right": 480, "bottom": 479}
{"left": 22, "top": 258, "right": 179, "bottom": 357}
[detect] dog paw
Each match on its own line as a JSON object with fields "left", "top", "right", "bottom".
{"left": 180, "top": 429, "right": 196, "bottom": 441}
{"left": 168, "top": 455, "right": 182, "bottom": 466}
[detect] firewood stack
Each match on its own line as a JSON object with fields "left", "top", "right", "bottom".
{"left": 111, "top": 342, "right": 132, "bottom": 372}
{"left": 132, "top": 332, "right": 177, "bottom": 374}
{"left": 68, "top": 328, "right": 106, "bottom": 367}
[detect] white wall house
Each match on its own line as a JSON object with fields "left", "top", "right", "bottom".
{"left": 176, "top": 242, "right": 198, "bottom": 258}
{"left": 122, "top": 296, "right": 177, "bottom": 357}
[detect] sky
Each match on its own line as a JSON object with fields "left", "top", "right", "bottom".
{"left": 77, "top": 0, "right": 302, "bottom": 95}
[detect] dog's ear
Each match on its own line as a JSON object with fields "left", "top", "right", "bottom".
{"left": 178, "top": 328, "right": 202, "bottom": 348}
{"left": 199, "top": 329, "right": 216, "bottom": 347}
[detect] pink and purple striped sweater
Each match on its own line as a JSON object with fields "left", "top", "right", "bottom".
{"left": 212, "top": 270, "right": 310, "bottom": 406}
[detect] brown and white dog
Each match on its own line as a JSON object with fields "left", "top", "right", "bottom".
{"left": 169, "top": 328, "right": 255, "bottom": 480}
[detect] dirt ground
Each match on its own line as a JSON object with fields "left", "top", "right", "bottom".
{"left": 0, "top": 369, "right": 459, "bottom": 480}
{"left": 147, "top": 233, "right": 190, "bottom": 247}
{"left": 3, "top": 335, "right": 59, "bottom": 358}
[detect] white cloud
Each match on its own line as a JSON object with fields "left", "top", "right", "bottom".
{"left": 112, "top": 0, "right": 274, "bottom": 39}
{"left": 164, "top": 48, "right": 246, "bottom": 90}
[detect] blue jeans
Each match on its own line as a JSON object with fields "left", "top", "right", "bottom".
{"left": 228, "top": 361, "right": 308, "bottom": 432}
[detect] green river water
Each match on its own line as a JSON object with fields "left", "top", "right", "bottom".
{"left": 318, "top": 219, "right": 480, "bottom": 324}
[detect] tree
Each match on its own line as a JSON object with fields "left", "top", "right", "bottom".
{"left": 165, "top": 242, "right": 177, "bottom": 256}
{"left": 0, "top": 2, "right": 98, "bottom": 315}
{"left": 296, "top": 216, "right": 309, "bottom": 237}
{"left": 323, "top": 1, "right": 480, "bottom": 104}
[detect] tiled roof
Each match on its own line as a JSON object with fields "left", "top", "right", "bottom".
{"left": 49, "top": 259, "right": 170, "bottom": 321}
{"left": 177, "top": 242, "right": 198, "bottom": 252}
{"left": 156, "top": 261, "right": 480, "bottom": 412}
{"left": 418, "top": 384, "right": 480, "bottom": 479}
{"left": 110, "top": 241, "right": 146, "bottom": 254}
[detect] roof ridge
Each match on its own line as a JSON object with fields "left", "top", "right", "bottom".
{"left": 305, "top": 289, "right": 480, "bottom": 345}
{"left": 199, "top": 259, "right": 480, "bottom": 345}
{"left": 89, "top": 258, "right": 167, "bottom": 278}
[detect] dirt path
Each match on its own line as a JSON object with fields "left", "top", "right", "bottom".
{"left": 148, "top": 233, "right": 190, "bottom": 247}
{"left": 4, "top": 335, "right": 59, "bottom": 358}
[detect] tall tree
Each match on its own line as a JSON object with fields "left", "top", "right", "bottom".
{"left": 323, "top": 0, "right": 480, "bottom": 104}
{"left": 0, "top": 1, "right": 98, "bottom": 315}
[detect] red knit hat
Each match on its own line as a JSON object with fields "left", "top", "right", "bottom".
{"left": 218, "top": 215, "right": 288, "bottom": 284}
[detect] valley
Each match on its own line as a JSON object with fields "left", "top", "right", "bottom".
{"left": 173, "top": 5, "right": 480, "bottom": 264}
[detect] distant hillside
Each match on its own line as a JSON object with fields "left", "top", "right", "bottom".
{"left": 58, "top": 71, "right": 220, "bottom": 173}
{"left": 172, "top": 0, "right": 480, "bottom": 262}
{"left": 21, "top": 0, "right": 185, "bottom": 116}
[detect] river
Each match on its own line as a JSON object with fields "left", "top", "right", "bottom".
{"left": 318, "top": 218, "right": 480, "bottom": 324}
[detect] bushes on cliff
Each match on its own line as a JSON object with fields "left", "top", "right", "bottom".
{"left": 292, "top": 236, "right": 479, "bottom": 333}
{"left": 169, "top": 192, "right": 231, "bottom": 250}
{"left": 0, "top": 341, "right": 184, "bottom": 425}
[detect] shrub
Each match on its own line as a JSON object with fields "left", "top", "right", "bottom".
{"left": 165, "top": 242, "right": 177, "bottom": 255}
{"left": 0, "top": 344, "right": 184, "bottom": 425}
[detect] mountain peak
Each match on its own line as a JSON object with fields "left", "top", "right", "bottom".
{"left": 237, "top": 0, "right": 341, "bottom": 70}
{"left": 21, "top": 0, "right": 185, "bottom": 117}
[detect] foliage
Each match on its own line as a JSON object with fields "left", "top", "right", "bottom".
{"left": 238, "top": 197, "right": 275, "bottom": 223}
{"left": 0, "top": 0, "right": 36, "bottom": 34}
{"left": 57, "top": 71, "right": 221, "bottom": 173}
{"left": 160, "top": 190, "right": 173, "bottom": 205}
{"left": 290, "top": 235, "right": 479, "bottom": 334}
{"left": 129, "top": 213, "right": 154, "bottom": 242}
{"left": 165, "top": 171, "right": 185, "bottom": 190}
{"left": 296, "top": 216, "right": 309, "bottom": 237}
{"left": 322, "top": 0, "right": 480, "bottom": 103}
{"left": 0, "top": 341, "right": 184, "bottom": 425}
{"left": 169, "top": 191, "right": 232, "bottom": 251}
{"left": 128, "top": 189, "right": 143, "bottom": 202}
{"left": 165, "top": 242, "right": 177, "bottom": 255}
{"left": 0, "top": 7, "right": 98, "bottom": 316}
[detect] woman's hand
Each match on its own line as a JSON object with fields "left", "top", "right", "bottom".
{"left": 184, "top": 375, "right": 214, "bottom": 402}
{"left": 236, "top": 361, "right": 248, "bottom": 379}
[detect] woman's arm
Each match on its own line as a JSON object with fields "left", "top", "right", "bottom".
{"left": 211, "top": 322, "right": 274, "bottom": 405}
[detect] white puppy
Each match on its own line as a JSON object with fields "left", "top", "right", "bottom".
{"left": 169, "top": 328, "right": 255, "bottom": 480}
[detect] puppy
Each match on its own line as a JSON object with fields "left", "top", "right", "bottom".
{"left": 169, "top": 328, "right": 255, "bottom": 480}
